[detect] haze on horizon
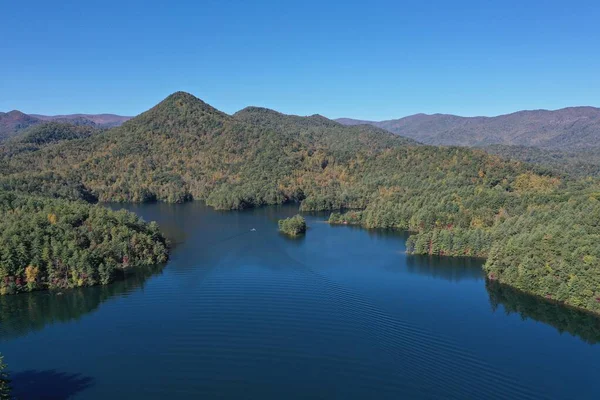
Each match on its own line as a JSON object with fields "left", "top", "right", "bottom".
{"left": 1, "top": 0, "right": 599, "bottom": 120}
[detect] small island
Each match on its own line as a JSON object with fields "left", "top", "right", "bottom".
{"left": 278, "top": 214, "right": 307, "bottom": 236}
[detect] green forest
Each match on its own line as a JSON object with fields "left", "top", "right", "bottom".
{"left": 0, "top": 191, "right": 168, "bottom": 295}
{"left": 484, "top": 144, "right": 600, "bottom": 178}
{"left": 0, "top": 92, "right": 599, "bottom": 315}
{"left": 278, "top": 214, "right": 307, "bottom": 236}
{"left": 0, "top": 354, "right": 9, "bottom": 400}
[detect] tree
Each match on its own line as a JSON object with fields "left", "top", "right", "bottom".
{"left": 0, "top": 353, "right": 11, "bottom": 400}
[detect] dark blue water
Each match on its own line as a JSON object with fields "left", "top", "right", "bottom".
{"left": 1, "top": 203, "right": 599, "bottom": 399}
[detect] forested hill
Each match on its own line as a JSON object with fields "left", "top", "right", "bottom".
{"left": 336, "top": 106, "right": 600, "bottom": 149}
{"left": 11, "top": 122, "right": 100, "bottom": 146}
{"left": 233, "top": 106, "right": 418, "bottom": 155}
{"left": 1, "top": 91, "right": 599, "bottom": 315}
{"left": 1, "top": 91, "right": 416, "bottom": 206}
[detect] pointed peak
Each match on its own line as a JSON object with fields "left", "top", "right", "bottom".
{"left": 156, "top": 91, "right": 220, "bottom": 112}
{"left": 120, "top": 91, "right": 230, "bottom": 133}
{"left": 140, "top": 91, "right": 229, "bottom": 119}
{"left": 163, "top": 91, "right": 202, "bottom": 103}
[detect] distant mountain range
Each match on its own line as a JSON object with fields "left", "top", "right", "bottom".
{"left": 336, "top": 106, "right": 600, "bottom": 149}
{"left": 0, "top": 110, "right": 131, "bottom": 141}
{"left": 6, "top": 106, "right": 600, "bottom": 150}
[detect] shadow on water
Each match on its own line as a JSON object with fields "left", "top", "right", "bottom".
{"left": 405, "top": 254, "right": 486, "bottom": 282}
{"left": 327, "top": 222, "right": 410, "bottom": 238}
{"left": 0, "top": 264, "right": 164, "bottom": 341}
{"left": 10, "top": 369, "right": 94, "bottom": 400}
{"left": 486, "top": 280, "right": 600, "bottom": 344}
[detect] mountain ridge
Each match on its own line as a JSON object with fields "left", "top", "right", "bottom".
{"left": 0, "top": 110, "right": 131, "bottom": 141}
{"left": 336, "top": 106, "right": 600, "bottom": 149}
{"left": 31, "top": 113, "right": 131, "bottom": 127}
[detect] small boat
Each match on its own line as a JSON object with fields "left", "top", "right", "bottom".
{"left": 250, "top": 228, "right": 256, "bottom": 232}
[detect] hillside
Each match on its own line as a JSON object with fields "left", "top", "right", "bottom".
{"left": 233, "top": 106, "right": 418, "bottom": 156}
{"left": 1, "top": 92, "right": 414, "bottom": 206}
{"left": 336, "top": 106, "right": 600, "bottom": 149}
{"left": 484, "top": 144, "right": 600, "bottom": 178}
{"left": 0, "top": 91, "right": 599, "bottom": 315}
{"left": 12, "top": 122, "right": 99, "bottom": 145}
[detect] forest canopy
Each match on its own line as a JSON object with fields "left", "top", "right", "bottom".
{"left": 278, "top": 215, "right": 307, "bottom": 236}
{"left": 0, "top": 191, "right": 168, "bottom": 295}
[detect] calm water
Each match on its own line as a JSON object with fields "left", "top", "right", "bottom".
{"left": 1, "top": 203, "right": 599, "bottom": 399}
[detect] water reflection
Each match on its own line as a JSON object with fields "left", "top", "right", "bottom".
{"left": 278, "top": 232, "right": 307, "bottom": 246}
{"left": 10, "top": 369, "right": 94, "bottom": 399}
{"left": 405, "top": 254, "right": 485, "bottom": 282}
{"left": 4, "top": 254, "right": 599, "bottom": 348}
{"left": 0, "top": 265, "right": 163, "bottom": 341}
{"left": 487, "top": 280, "right": 600, "bottom": 344}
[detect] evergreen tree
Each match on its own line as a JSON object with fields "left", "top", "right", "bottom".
{"left": 0, "top": 353, "right": 11, "bottom": 400}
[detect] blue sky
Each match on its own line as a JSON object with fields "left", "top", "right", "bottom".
{"left": 1, "top": 0, "right": 599, "bottom": 120}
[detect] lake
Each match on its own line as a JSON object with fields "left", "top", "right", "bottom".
{"left": 1, "top": 203, "right": 599, "bottom": 399}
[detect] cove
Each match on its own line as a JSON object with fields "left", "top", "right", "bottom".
{"left": 1, "top": 202, "right": 599, "bottom": 399}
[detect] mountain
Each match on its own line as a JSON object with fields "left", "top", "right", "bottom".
{"left": 336, "top": 106, "right": 600, "bottom": 149}
{"left": 31, "top": 113, "right": 131, "bottom": 128}
{"left": 1, "top": 91, "right": 599, "bottom": 315}
{"left": 233, "top": 106, "right": 419, "bottom": 152}
{"left": 0, "top": 111, "right": 41, "bottom": 141}
{"left": 2, "top": 92, "right": 414, "bottom": 205}
{"left": 0, "top": 110, "right": 131, "bottom": 142}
